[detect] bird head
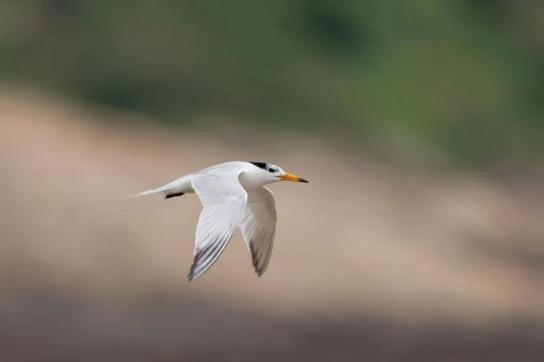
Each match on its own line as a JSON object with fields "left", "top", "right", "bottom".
{"left": 249, "top": 162, "right": 309, "bottom": 184}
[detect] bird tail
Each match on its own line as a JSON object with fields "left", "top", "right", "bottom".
{"left": 120, "top": 188, "right": 163, "bottom": 200}
{"left": 121, "top": 178, "right": 187, "bottom": 200}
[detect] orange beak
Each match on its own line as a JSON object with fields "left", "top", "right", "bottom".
{"left": 279, "top": 172, "right": 309, "bottom": 183}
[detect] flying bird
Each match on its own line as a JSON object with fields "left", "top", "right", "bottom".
{"left": 133, "top": 161, "right": 308, "bottom": 280}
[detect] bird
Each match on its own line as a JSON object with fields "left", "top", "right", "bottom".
{"left": 132, "top": 161, "right": 309, "bottom": 280}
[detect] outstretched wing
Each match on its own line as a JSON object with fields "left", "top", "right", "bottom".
{"left": 241, "top": 187, "right": 277, "bottom": 276}
{"left": 189, "top": 173, "right": 247, "bottom": 280}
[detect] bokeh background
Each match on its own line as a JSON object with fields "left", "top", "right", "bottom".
{"left": 1, "top": 1, "right": 543, "bottom": 361}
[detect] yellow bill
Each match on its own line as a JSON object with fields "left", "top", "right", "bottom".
{"left": 279, "top": 172, "right": 309, "bottom": 183}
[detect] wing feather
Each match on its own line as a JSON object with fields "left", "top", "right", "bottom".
{"left": 188, "top": 173, "right": 247, "bottom": 280}
{"left": 241, "top": 187, "right": 277, "bottom": 276}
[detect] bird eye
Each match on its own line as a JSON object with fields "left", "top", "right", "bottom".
{"left": 267, "top": 167, "right": 276, "bottom": 173}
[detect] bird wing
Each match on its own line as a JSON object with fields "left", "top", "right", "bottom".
{"left": 241, "top": 187, "right": 277, "bottom": 276}
{"left": 188, "top": 172, "right": 247, "bottom": 280}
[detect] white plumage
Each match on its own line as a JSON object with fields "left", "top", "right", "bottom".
{"left": 132, "top": 161, "right": 308, "bottom": 280}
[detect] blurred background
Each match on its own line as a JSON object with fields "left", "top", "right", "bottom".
{"left": 1, "top": 1, "right": 543, "bottom": 361}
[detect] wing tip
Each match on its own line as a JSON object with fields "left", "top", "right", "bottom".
{"left": 187, "top": 265, "right": 201, "bottom": 281}
{"left": 255, "top": 269, "right": 265, "bottom": 277}
{"left": 187, "top": 236, "right": 231, "bottom": 281}
{"left": 249, "top": 242, "right": 270, "bottom": 277}
{"left": 165, "top": 192, "right": 185, "bottom": 199}
{"left": 187, "top": 254, "right": 204, "bottom": 281}
{"left": 187, "top": 272, "right": 196, "bottom": 281}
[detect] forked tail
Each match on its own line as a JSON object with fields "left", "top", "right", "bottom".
{"left": 122, "top": 178, "right": 189, "bottom": 200}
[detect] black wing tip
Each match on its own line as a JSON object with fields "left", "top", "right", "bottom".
{"left": 187, "top": 263, "right": 197, "bottom": 281}
{"left": 249, "top": 243, "right": 268, "bottom": 277}
{"left": 254, "top": 262, "right": 268, "bottom": 277}
{"left": 187, "top": 250, "right": 206, "bottom": 281}
{"left": 186, "top": 248, "right": 205, "bottom": 281}
{"left": 187, "top": 258, "right": 203, "bottom": 281}
{"left": 187, "top": 272, "right": 195, "bottom": 281}
{"left": 255, "top": 269, "right": 265, "bottom": 277}
{"left": 187, "top": 238, "right": 229, "bottom": 281}
{"left": 165, "top": 192, "right": 185, "bottom": 199}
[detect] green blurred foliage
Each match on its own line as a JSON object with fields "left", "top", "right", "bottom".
{"left": 1, "top": 0, "right": 543, "bottom": 166}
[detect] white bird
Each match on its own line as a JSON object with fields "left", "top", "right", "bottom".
{"left": 133, "top": 161, "right": 308, "bottom": 280}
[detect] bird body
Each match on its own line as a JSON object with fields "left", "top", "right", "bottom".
{"left": 133, "top": 161, "right": 308, "bottom": 280}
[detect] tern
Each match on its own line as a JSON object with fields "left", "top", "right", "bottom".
{"left": 133, "top": 161, "right": 308, "bottom": 280}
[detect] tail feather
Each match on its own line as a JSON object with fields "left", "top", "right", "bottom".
{"left": 120, "top": 188, "right": 163, "bottom": 200}
{"left": 121, "top": 177, "right": 188, "bottom": 200}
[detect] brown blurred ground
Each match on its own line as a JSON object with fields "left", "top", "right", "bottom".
{"left": 1, "top": 91, "right": 543, "bottom": 361}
